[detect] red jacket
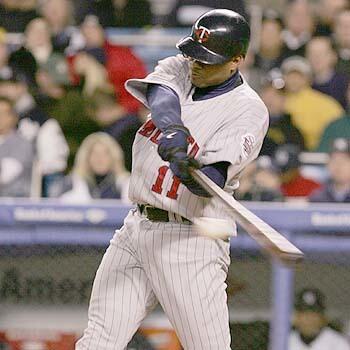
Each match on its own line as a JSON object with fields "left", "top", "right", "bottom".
{"left": 281, "top": 173, "right": 322, "bottom": 197}
{"left": 104, "top": 41, "right": 147, "bottom": 113}
{"left": 68, "top": 40, "right": 147, "bottom": 113}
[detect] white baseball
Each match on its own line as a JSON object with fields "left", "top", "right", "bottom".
{"left": 193, "top": 217, "right": 233, "bottom": 240}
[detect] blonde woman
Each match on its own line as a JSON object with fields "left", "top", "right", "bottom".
{"left": 59, "top": 132, "right": 130, "bottom": 203}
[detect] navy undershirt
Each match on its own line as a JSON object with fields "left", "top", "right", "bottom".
{"left": 146, "top": 71, "right": 242, "bottom": 188}
{"left": 192, "top": 70, "right": 242, "bottom": 101}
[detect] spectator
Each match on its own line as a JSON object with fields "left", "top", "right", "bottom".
{"left": 282, "top": 0, "right": 314, "bottom": 58}
{"left": 0, "top": 73, "right": 69, "bottom": 197}
{"left": 318, "top": 84, "right": 350, "bottom": 152}
{"left": 282, "top": 56, "right": 344, "bottom": 150}
{"left": 57, "top": 132, "right": 130, "bottom": 202}
{"left": 334, "top": 10, "right": 350, "bottom": 76}
{"left": 235, "top": 156, "right": 284, "bottom": 201}
{"left": 73, "top": 52, "right": 114, "bottom": 97}
{"left": 89, "top": 89, "right": 142, "bottom": 171}
{"left": 273, "top": 144, "right": 321, "bottom": 198}
{"left": 68, "top": 15, "right": 147, "bottom": 113}
{"left": 310, "top": 138, "right": 350, "bottom": 203}
{"left": 165, "top": 0, "right": 247, "bottom": 27}
{"left": 314, "top": 0, "right": 348, "bottom": 37}
{"left": 0, "top": 0, "right": 38, "bottom": 33}
{"left": 254, "top": 10, "right": 288, "bottom": 75}
{"left": 289, "top": 288, "right": 350, "bottom": 350}
{"left": 306, "top": 36, "right": 349, "bottom": 109}
{"left": 259, "top": 80, "right": 305, "bottom": 156}
{"left": 40, "top": 0, "right": 80, "bottom": 54}
{"left": 0, "top": 97, "right": 34, "bottom": 197}
{"left": 35, "top": 57, "right": 100, "bottom": 169}
{"left": 9, "top": 18, "right": 67, "bottom": 87}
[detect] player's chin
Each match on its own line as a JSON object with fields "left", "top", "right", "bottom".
{"left": 191, "top": 75, "right": 206, "bottom": 88}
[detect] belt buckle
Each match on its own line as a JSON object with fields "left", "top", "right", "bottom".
{"left": 143, "top": 205, "right": 153, "bottom": 217}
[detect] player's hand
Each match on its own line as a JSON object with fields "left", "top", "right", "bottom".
{"left": 169, "top": 152, "right": 212, "bottom": 198}
{"left": 157, "top": 125, "right": 191, "bottom": 162}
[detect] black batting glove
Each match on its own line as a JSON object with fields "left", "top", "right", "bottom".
{"left": 169, "top": 152, "right": 212, "bottom": 198}
{"left": 157, "top": 125, "right": 191, "bottom": 162}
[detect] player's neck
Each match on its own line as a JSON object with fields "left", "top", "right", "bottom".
{"left": 192, "top": 70, "right": 242, "bottom": 101}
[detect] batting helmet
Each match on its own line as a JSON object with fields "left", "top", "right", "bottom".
{"left": 176, "top": 9, "right": 250, "bottom": 65}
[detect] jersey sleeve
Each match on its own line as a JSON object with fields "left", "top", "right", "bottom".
{"left": 125, "top": 55, "right": 190, "bottom": 107}
{"left": 199, "top": 99, "right": 269, "bottom": 178}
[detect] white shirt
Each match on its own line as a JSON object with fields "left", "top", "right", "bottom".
{"left": 289, "top": 328, "right": 350, "bottom": 350}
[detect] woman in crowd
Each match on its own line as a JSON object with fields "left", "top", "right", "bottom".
{"left": 57, "top": 132, "right": 130, "bottom": 203}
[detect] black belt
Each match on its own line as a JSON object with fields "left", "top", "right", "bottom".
{"left": 137, "top": 204, "right": 191, "bottom": 224}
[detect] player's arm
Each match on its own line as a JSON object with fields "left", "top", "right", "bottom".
{"left": 146, "top": 84, "right": 228, "bottom": 196}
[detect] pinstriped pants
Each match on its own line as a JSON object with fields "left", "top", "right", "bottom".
{"left": 76, "top": 209, "right": 231, "bottom": 350}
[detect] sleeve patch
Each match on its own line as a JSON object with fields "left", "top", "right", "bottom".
{"left": 241, "top": 134, "right": 255, "bottom": 158}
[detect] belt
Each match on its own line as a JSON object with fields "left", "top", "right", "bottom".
{"left": 137, "top": 204, "right": 192, "bottom": 224}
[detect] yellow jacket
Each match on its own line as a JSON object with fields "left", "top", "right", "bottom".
{"left": 285, "top": 87, "right": 343, "bottom": 150}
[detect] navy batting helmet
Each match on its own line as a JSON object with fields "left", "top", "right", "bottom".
{"left": 176, "top": 9, "right": 250, "bottom": 65}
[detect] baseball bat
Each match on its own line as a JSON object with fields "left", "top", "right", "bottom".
{"left": 190, "top": 169, "right": 304, "bottom": 265}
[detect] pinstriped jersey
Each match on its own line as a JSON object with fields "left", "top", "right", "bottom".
{"left": 125, "top": 55, "right": 269, "bottom": 228}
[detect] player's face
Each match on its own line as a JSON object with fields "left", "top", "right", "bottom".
{"left": 189, "top": 57, "right": 242, "bottom": 88}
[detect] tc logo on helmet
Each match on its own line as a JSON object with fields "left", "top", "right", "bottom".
{"left": 194, "top": 26, "right": 211, "bottom": 43}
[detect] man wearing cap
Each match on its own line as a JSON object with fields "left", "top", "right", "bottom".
{"left": 309, "top": 138, "right": 350, "bottom": 202}
{"left": 282, "top": 56, "right": 344, "bottom": 150}
{"left": 273, "top": 144, "right": 321, "bottom": 197}
{"left": 289, "top": 288, "right": 350, "bottom": 349}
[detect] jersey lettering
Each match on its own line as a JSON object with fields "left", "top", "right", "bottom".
{"left": 138, "top": 119, "right": 156, "bottom": 137}
{"left": 151, "top": 140, "right": 200, "bottom": 199}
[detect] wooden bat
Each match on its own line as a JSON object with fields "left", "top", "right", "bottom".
{"left": 190, "top": 169, "right": 304, "bottom": 265}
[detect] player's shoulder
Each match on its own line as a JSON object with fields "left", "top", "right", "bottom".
{"left": 234, "top": 75, "right": 269, "bottom": 114}
{"left": 155, "top": 54, "right": 189, "bottom": 73}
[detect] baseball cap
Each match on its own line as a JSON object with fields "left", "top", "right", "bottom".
{"left": 295, "top": 288, "right": 326, "bottom": 313}
{"left": 256, "top": 155, "right": 279, "bottom": 173}
{"left": 273, "top": 144, "right": 301, "bottom": 172}
{"left": 330, "top": 138, "right": 350, "bottom": 154}
{"left": 281, "top": 56, "right": 312, "bottom": 77}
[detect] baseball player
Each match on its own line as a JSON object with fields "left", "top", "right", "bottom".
{"left": 76, "top": 9, "right": 268, "bottom": 350}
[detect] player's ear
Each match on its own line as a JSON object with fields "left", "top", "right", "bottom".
{"left": 234, "top": 55, "right": 244, "bottom": 64}
{"left": 229, "top": 55, "right": 243, "bottom": 70}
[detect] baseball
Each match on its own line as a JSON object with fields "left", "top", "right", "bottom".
{"left": 193, "top": 217, "right": 234, "bottom": 240}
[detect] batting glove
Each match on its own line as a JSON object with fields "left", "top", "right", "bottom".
{"left": 157, "top": 125, "right": 191, "bottom": 162}
{"left": 169, "top": 152, "right": 212, "bottom": 198}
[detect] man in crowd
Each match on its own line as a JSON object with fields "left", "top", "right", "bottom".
{"left": 306, "top": 36, "right": 349, "bottom": 109}
{"left": 273, "top": 144, "right": 321, "bottom": 198}
{"left": 0, "top": 97, "right": 34, "bottom": 197}
{"left": 310, "top": 138, "right": 350, "bottom": 202}
{"left": 0, "top": 73, "right": 68, "bottom": 196}
{"left": 282, "top": 56, "right": 343, "bottom": 150}
{"left": 289, "top": 288, "right": 350, "bottom": 349}
{"left": 68, "top": 15, "right": 147, "bottom": 114}
{"left": 259, "top": 79, "right": 305, "bottom": 156}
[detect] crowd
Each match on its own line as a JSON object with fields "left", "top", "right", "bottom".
{"left": 0, "top": 0, "right": 349, "bottom": 204}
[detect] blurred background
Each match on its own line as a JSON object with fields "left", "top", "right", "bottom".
{"left": 0, "top": 0, "right": 350, "bottom": 349}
